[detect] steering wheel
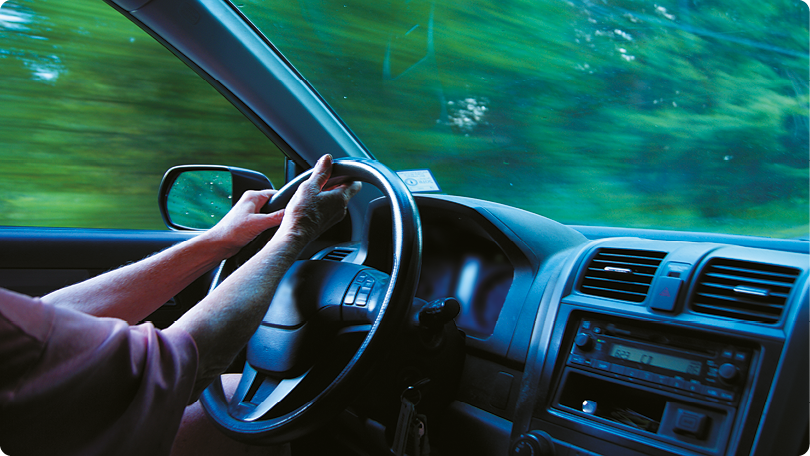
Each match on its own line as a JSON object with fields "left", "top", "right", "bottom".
{"left": 200, "top": 158, "right": 422, "bottom": 444}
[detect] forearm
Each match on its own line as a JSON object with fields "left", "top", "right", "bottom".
{"left": 169, "top": 232, "right": 309, "bottom": 393}
{"left": 41, "top": 233, "right": 233, "bottom": 324}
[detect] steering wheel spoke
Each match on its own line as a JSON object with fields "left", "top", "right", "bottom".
{"left": 227, "top": 363, "right": 311, "bottom": 422}
{"left": 336, "top": 324, "right": 373, "bottom": 337}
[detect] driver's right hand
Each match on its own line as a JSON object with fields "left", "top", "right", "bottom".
{"left": 277, "top": 154, "right": 362, "bottom": 244}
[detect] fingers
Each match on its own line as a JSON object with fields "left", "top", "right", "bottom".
{"left": 321, "top": 181, "right": 362, "bottom": 211}
{"left": 308, "top": 154, "right": 333, "bottom": 190}
{"left": 216, "top": 188, "right": 283, "bottom": 238}
{"left": 237, "top": 189, "right": 276, "bottom": 211}
{"left": 345, "top": 181, "right": 362, "bottom": 200}
{"left": 273, "top": 155, "right": 363, "bottom": 242}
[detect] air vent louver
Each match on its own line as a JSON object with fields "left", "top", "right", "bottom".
{"left": 322, "top": 248, "right": 354, "bottom": 262}
{"left": 691, "top": 258, "right": 799, "bottom": 324}
{"left": 580, "top": 248, "right": 667, "bottom": 302}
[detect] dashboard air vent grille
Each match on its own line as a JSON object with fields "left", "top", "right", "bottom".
{"left": 580, "top": 248, "right": 667, "bottom": 302}
{"left": 322, "top": 248, "right": 355, "bottom": 262}
{"left": 691, "top": 258, "right": 800, "bottom": 324}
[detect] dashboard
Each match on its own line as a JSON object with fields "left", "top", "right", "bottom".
{"left": 319, "top": 193, "right": 809, "bottom": 456}
{"left": 364, "top": 197, "right": 518, "bottom": 339}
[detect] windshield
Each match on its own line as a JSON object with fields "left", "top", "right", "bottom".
{"left": 237, "top": 0, "right": 808, "bottom": 239}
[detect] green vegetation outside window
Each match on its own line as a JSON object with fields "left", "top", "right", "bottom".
{"left": 0, "top": 0, "right": 284, "bottom": 229}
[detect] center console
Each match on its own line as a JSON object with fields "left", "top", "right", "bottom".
{"left": 551, "top": 314, "right": 752, "bottom": 455}
{"left": 512, "top": 304, "right": 784, "bottom": 456}
{"left": 510, "top": 240, "right": 807, "bottom": 456}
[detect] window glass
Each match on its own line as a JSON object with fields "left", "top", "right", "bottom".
{"left": 0, "top": 0, "right": 284, "bottom": 229}
{"left": 239, "top": 0, "right": 808, "bottom": 238}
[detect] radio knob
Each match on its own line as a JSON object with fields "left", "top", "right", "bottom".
{"left": 718, "top": 363, "right": 740, "bottom": 383}
{"left": 510, "top": 430, "right": 556, "bottom": 456}
{"left": 574, "top": 333, "right": 594, "bottom": 351}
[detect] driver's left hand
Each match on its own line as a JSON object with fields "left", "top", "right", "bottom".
{"left": 204, "top": 189, "right": 285, "bottom": 258}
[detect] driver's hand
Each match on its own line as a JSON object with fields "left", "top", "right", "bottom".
{"left": 205, "top": 189, "right": 285, "bottom": 258}
{"left": 278, "top": 154, "right": 362, "bottom": 243}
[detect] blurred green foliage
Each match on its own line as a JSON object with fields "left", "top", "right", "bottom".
{"left": 245, "top": 0, "right": 809, "bottom": 238}
{"left": 0, "top": 0, "right": 807, "bottom": 238}
{"left": 0, "top": 0, "right": 284, "bottom": 229}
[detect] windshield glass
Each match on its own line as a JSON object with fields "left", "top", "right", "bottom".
{"left": 237, "top": 0, "right": 808, "bottom": 238}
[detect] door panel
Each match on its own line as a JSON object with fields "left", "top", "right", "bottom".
{"left": 0, "top": 227, "right": 210, "bottom": 328}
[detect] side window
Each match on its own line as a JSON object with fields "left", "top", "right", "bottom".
{"left": 0, "top": 0, "right": 285, "bottom": 229}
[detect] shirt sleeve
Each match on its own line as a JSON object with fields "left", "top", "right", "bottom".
{"left": 0, "top": 288, "right": 199, "bottom": 456}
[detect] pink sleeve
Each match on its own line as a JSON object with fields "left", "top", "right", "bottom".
{"left": 0, "top": 288, "right": 199, "bottom": 456}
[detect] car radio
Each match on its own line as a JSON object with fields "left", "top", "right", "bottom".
{"left": 549, "top": 316, "right": 756, "bottom": 453}
{"left": 567, "top": 317, "right": 751, "bottom": 404}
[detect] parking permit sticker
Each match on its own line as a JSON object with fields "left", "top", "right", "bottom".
{"left": 397, "top": 169, "right": 441, "bottom": 193}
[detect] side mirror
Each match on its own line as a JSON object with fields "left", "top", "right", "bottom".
{"left": 158, "top": 165, "right": 274, "bottom": 230}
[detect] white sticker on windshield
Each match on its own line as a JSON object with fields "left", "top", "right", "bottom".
{"left": 397, "top": 169, "right": 441, "bottom": 193}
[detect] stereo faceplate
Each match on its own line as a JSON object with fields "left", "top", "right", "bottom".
{"left": 568, "top": 317, "right": 751, "bottom": 404}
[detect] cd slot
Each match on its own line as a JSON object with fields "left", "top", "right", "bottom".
{"left": 601, "top": 322, "right": 713, "bottom": 355}
{"left": 555, "top": 368, "right": 733, "bottom": 454}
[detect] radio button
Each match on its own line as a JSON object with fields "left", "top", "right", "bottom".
{"left": 569, "top": 354, "right": 586, "bottom": 365}
{"left": 686, "top": 382, "right": 703, "bottom": 393}
{"left": 638, "top": 371, "right": 653, "bottom": 382}
{"left": 594, "top": 360, "right": 611, "bottom": 371}
{"left": 704, "top": 386, "right": 730, "bottom": 400}
{"left": 674, "top": 409, "right": 709, "bottom": 439}
{"left": 625, "top": 368, "right": 640, "bottom": 378}
{"left": 610, "top": 364, "right": 626, "bottom": 375}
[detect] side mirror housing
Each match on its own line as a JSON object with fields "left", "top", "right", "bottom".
{"left": 158, "top": 165, "right": 273, "bottom": 230}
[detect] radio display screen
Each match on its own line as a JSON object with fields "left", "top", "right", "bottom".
{"left": 610, "top": 344, "right": 702, "bottom": 375}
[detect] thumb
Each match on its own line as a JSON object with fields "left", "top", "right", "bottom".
{"left": 258, "top": 208, "right": 285, "bottom": 228}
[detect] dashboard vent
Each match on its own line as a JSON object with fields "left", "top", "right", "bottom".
{"left": 321, "top": 247, "right": 355, "bottom": 262}
{"left": 580, "top": 248, "right": 667, "bottom": 302}
{"left": 691, "top": 258, "right": 800, "bottom": 324}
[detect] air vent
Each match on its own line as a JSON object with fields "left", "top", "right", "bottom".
{"left": 580, "top": 248, "right": 667, "bottom": 302}
{"left": 691, "top": 258, "right": 800, "bottom": 324}
{"left": 321, "top": 248, "right": 355, "bottom": 262}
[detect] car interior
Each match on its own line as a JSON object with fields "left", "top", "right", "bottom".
{"left": 0, "top": 0, "right": 807, "bottom": 455}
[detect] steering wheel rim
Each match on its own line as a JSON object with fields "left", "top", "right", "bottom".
{"left": 200, "top": 158, "right": 422, "bottom": 444}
